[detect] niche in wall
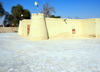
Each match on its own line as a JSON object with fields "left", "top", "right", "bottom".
{"left": 72, "top": 29, "right": 75, "bottom": 34}
{"left": 27, "top": 25, "right": 30, "bottom": 36}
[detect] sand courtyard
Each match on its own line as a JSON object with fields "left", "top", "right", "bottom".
{"left": 0, "top": 33, "right": 100, "bottom": 72}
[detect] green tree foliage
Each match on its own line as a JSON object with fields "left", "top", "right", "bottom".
{"left": 23, "top": 9, "right": 31, "bottom": 19}
{"left": 50, "top": 15, "right": 61, "bottom": 18}
{"left": 42, "top": 3, "right": 56, "bottom": 17}
{"left": 3, "top": 4, "right": 31, "bottom": 27}
{"left": 12, "top": 18, "right": 19, "bottom": 27}
{"left": 0, "top": 3, "right": 31, "bottom": 27}
{"left": 4, "top": 12, "right": 13, "bottom": 26}
{"left": 0, "top": 2, "right": 5, "bottom": 18}
{"left": 11, "top": 4, "right": 23, "bottom": 19}
{"left": 11, "top": 4, "right": 31, "bottom": 27}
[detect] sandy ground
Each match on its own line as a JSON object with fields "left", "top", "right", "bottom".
{"left": 0, "top": 33, "right": 100, "bottom": 72}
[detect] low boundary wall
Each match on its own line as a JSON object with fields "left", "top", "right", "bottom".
{"left": 0, "top": 27, "right": 18, "bottom": 33}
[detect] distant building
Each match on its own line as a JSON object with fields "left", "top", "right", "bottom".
{"left": 18, "top": 13, "right": 100, "bottom": 40}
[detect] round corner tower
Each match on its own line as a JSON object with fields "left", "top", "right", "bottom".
{"left": 29, "top": 13, "right": 48, "bottom": 40}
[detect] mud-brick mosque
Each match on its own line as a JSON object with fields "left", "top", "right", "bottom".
{"left": 18, "top": 13, "right": 100, "bottom": 40}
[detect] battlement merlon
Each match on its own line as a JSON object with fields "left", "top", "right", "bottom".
{"left": 32, "top": 13, "right": 44, "bottom": 16}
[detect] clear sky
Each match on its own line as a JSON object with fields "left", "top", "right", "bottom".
{"left": 0, "top": 0, "right": 100, "bottom": 19}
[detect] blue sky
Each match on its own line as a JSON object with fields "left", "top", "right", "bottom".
{"left": 0, "top": 0, "right": 100, "bottom": 19}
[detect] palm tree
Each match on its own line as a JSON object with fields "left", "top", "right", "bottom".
{"left": 0, "top": 2, "right": 5, "bottom": 18}
{"left": 42, "top": 3, "right": 56, "bottom": 17}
